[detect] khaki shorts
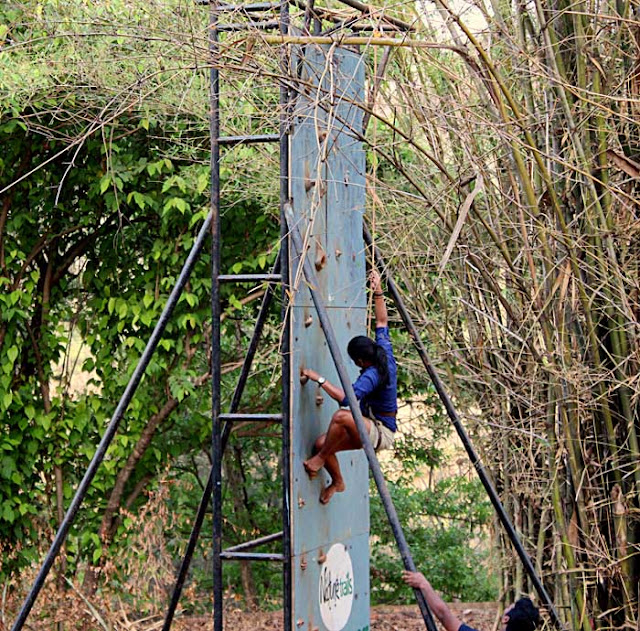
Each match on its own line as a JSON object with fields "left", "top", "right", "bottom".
{"left": 366, "top": 417, "right": 395, "bottom": 452}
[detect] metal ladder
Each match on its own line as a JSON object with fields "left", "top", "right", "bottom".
{"left": 208, "top": 2, "right": 291, "bottom": 630}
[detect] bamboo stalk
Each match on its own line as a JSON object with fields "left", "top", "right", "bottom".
{"left": 261, "top": 33, "right": 462, "bottom": 50}
{"left": 547, "top": 387, "right": 593, "bottom": 631}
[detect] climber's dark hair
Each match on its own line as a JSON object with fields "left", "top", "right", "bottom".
{"left": 347, "top": 335, "right": 389, "bottom": 385}
{"left": 506, "top": 598, "right": 541, "bottom": 631}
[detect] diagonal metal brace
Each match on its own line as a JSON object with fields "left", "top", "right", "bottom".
{"left": 285, "top": 204, "right": 438, "bottom": 631}
{"left": 11, "top": 211, "right": 215, "bottom": 631}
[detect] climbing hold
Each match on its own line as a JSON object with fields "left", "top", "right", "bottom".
{"left": 315, "top": 238, "right": 327, "bottom": 271}
{"left": 304, "top": 161, "right": 315, "bottom": 193}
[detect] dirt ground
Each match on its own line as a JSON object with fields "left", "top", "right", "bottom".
{"left": 173, "top": 603, "right": 499, "bottom": 631}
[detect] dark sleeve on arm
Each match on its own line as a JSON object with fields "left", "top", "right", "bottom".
{"left": 375, "top": 326, "right": 394, "bottom": 354}
{"left": 340, "top": 369, "right": 380, "bottom": 406}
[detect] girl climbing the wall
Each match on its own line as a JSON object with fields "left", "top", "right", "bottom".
{"left": 300, "top": 269, "right": 397, "bottom": 504}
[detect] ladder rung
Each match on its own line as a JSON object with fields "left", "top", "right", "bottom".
{"left": 220, "top": 551, "right": 284, "bottom": 561}
{"left": 217, "top": 20, "right": 279, "bottom": 31}
{"left": 216, "top": 2, "right": 280, "bottom": 11}
{"left": 218, "top": 273, "right": 282, "bottom": 282}
{"left": 218, "top": 134, "right": 279, "bottom": 146}
{"left": 219, "top": 413, "right": 283, "bottom": 422}
{"left": 224, "top": 531, "right": 284, "bottom": 553}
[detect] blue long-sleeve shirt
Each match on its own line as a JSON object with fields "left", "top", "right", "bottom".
{"left": 340, "top": 326, "right": 398, "bottom": 432}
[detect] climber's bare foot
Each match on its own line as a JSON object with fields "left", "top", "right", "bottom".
{"left": 304, "top": 455, "right": 324, "bottom": 479}
{"left": 319, "top": 480, "right": 346, "bottom": 504}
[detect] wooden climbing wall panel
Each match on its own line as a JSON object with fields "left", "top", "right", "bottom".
{"left": 288, "top": 44, "right": 369, "bottom": 631}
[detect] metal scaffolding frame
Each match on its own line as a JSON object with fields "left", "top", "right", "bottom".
{"left": 204, "top": 2, "right": 424, "bottom": 628}
{"left": 9, "top": 1, "right": 566, "bottom": 629}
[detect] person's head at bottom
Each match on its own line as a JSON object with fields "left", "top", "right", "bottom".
{"left": 503, "top": 597, "right": 540, "bottom": 631}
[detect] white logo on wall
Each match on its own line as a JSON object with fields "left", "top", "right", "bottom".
{"left": 318, "top": 543, "right": 354, "bottom": 631}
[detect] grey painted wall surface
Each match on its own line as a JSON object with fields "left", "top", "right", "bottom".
{"left": 289, "top": 44, "right": 369, "bottom": 631}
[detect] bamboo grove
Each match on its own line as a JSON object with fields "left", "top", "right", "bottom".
{"left": 366, "top": 0, "right": 640, "bottom": 628}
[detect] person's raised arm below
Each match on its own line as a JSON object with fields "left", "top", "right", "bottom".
{"left": 369, "top": 270, "right": 388, "bottom": 328}
{"left": 403, "top": 572, "right": 463, "bottom": 631}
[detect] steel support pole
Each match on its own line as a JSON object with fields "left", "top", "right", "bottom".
{"left": 10, "top": 211, "right": 214, "bottom": 631}
{"left": 209, "top": 2, "right": 223, "bottom": 629}
{"left": 363, "top": 224, "right": 565, "bottom": 631}
{"left": 161, "top": 267, "right": 279, "bottom": 631}
{"left": 162, "top": 471, "right": 212, "bottom": 631}
{"left": 279, "top": 5, "right": 292, "bottom": 629}
{"left": 285, "top": 206, "right": 438, "bottom": 631}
